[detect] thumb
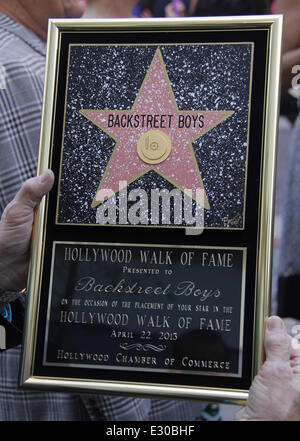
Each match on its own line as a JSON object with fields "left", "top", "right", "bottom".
{"left": 14, "top": 170, "right": 54, "bottom": 209}
{"left": 265, "top": 316, "right": 291, "bottom": 363}
{"left": 1, "top": 170, "right": 54, "bottom": 224}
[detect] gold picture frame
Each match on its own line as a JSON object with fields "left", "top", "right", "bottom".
{"left": 20, "top": 16, "right": 282, "bottom": 404}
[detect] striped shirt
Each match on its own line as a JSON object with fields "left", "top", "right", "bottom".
{"left": 0, "top": 13, "right": 195, "bottom": 421}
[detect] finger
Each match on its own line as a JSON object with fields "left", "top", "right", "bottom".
{"left": 291, "top": 338, "right": 300, "bottom": 356}
{"left": 235, "top": 407, "right": 248, "bottom": 421}
{"left": 0, "top": 171, "right": 54, "bottom": 228}
{"left": 14, "top": 170, "right": 54, "bottom": 210}
{"left": 290, "top": 337, "right": 300, "bottom": 373}
{"left": 290, "top": 323, "right": 300, "bottom": 355}
{"left": 265, "top": 316, "right": 292, "bottom": 362}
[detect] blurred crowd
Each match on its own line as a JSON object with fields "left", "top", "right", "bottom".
{"left": 84, "top": 0, "right": 272, "bottom": 18}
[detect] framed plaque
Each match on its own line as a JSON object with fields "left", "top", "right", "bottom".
{"left": 20, "top": 16, "right": 282, "bottom": 402}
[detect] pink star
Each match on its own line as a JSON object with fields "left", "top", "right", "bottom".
{"left": 81, "top": 49, "right": 233, "bottom": 209}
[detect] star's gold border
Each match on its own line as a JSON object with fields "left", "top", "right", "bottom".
{"left": 80, "top": 48, "right": 234, "bottom": 210}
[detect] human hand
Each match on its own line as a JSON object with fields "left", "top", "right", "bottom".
{"left": 236, "top": 316, "right": 300, "bottom": 420}
{"left": 0, "top": 170, "right": 54, "bottom": 294}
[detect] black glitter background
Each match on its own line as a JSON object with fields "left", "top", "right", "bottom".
{"left": 57, "top": 44, "right": 252, "bottom": 228}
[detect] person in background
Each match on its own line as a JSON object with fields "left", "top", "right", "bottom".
{"left": 0, "top": 0, "right": 194, "bottom": 421}
{"left": 84, "top": 0, "right": 137, "bottom": 18}
{"left": 271, "top": 1, "right": 276, "bottom": 13}
{"left": 275, "top": 0, "right": 300, "bottom": 91}
{"left": 275, "top": 0, "right": 300, "bottom": 322}
{"left": 132, "top": 0, "right": 155, "bottom": 18}
{"left": 165, "top": 0, "right": 271, "bottom": 18}
{"left": 132, "top": 0, "right": 186, "bottom": 18}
